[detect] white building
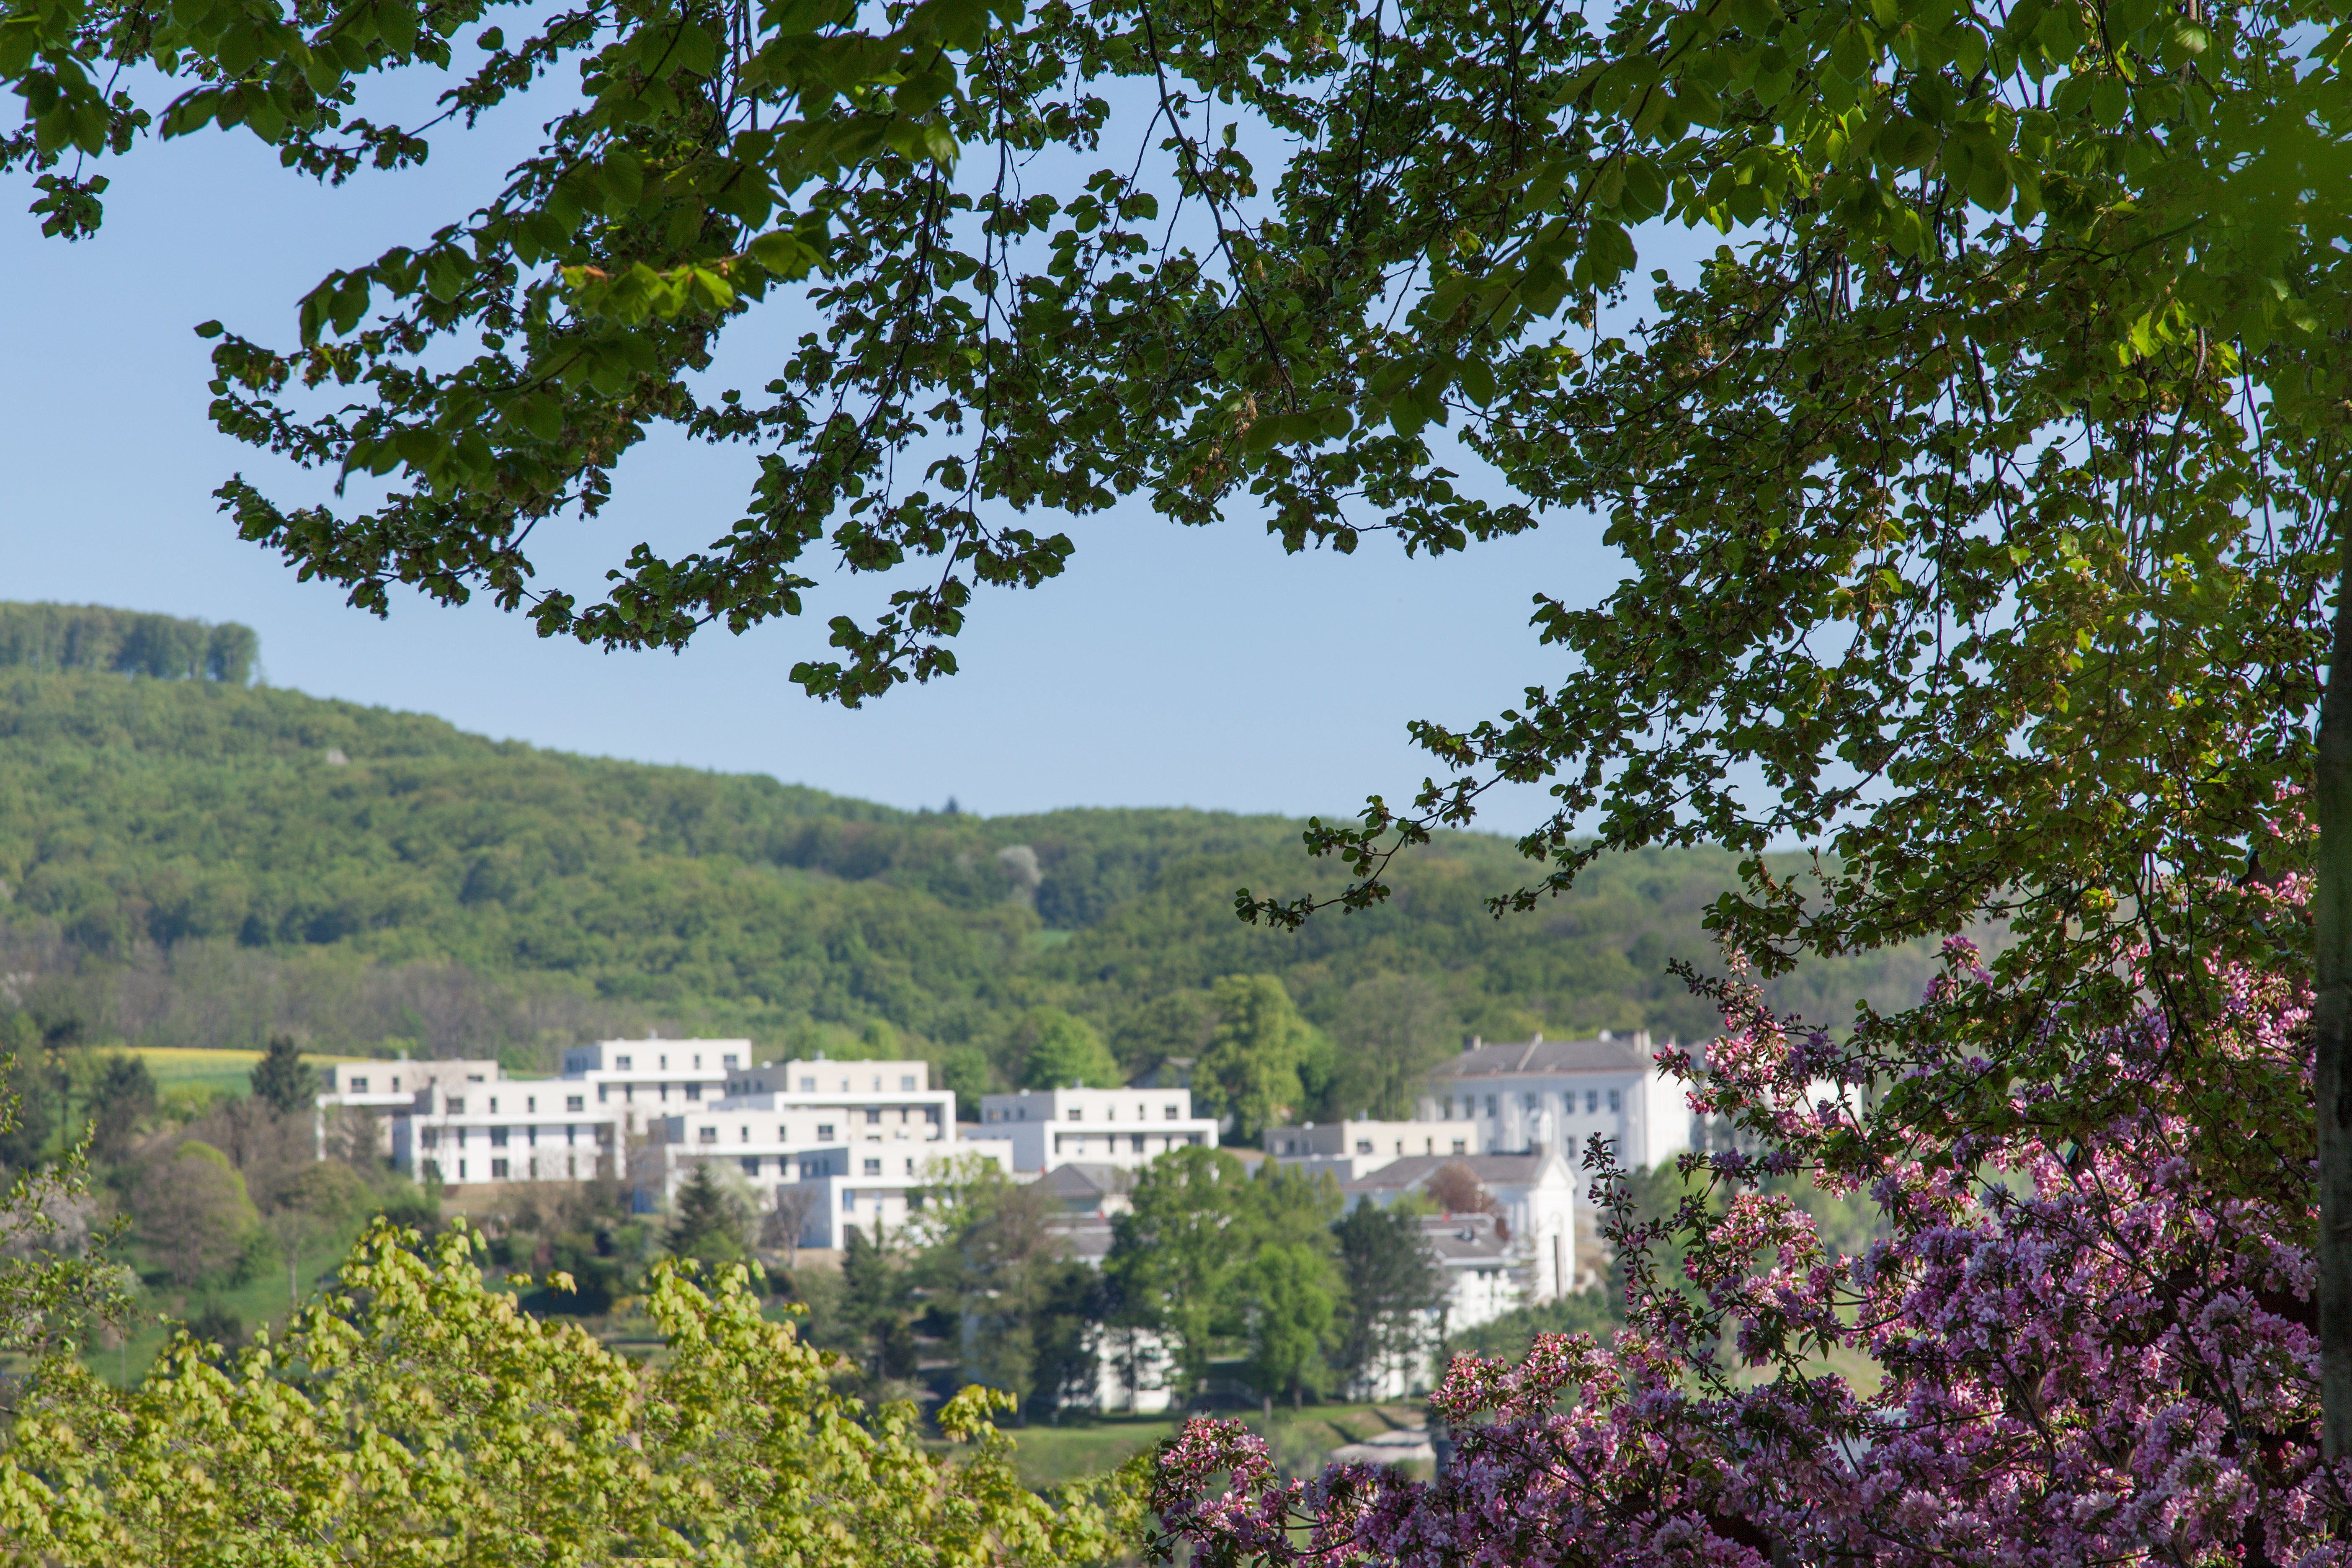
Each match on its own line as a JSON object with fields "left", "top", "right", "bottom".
{"left": 1339, "top": 1149, "right": 1579, "bottom": 1303}
{"left": 317, "top": 1058, "right": 503, "bottom": 1158}
{"left": 1262, "top": 1118, "right": 1471, "bottom": 1181}
{"left": 638, "top": 1056, "right": 958, "bottom": 1211}
{"left": 777, "top": 1140, "right": 1006, "bottom": 1249}
{"left": 1420, "top": 1032, "right": 1694, "bottom": 1171}
{"left": 559, "top": 1038, "right": 741, "bottom": 1137}
{"left": 1347, "top": 1212, "right": 1519, "bottom": 1400}
{"left": 393, "top": 1078, "right": 619, "bottom": 1186}
{"left": 974, "top": 1086, "right": 1218, "bottom": 1171}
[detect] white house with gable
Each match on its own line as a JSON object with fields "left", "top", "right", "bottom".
{"left": 1421, "top": 1032, "right": 1694, "bottom": 1170}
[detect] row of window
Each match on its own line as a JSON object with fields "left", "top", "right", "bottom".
{"left": 607, "top": 1053, "right": 738, "bottom": 1072}
{"left": 422, "top": 1155, "right": 605, "bottom": 1182}
{"left": 419, "top": 1124, "right": 612, "bottom": 1148}
{"left": 1050, "top": 1132, "right": 1206, "bottom": 1154}
{"left": 445, "top": 1094, "right": 591, "bottom": 1115}
{"left": 691, "top": 1106, "right": 944, "bottom": 1144}
{"left": 985, "top": 1104, "right": 1185, "bottom": 1123}
{"left": 1444, "top": 1089, "right": 1621, "bottom": 1120}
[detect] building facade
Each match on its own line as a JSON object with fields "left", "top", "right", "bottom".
{"left": 1419, "top": 1031, "right": 1694, "bottom": 1171}
{"left": 393, "top": 1078, "right": 620, "bottom": 1186}
{"left": 973, "top": 1086, "right": 1218, "bottom": 1171}
{"left": 638, "top": 1055, "right": 960, "bottom": 1211}
{"left": 1338, "top": 1149, "right": 1579, "bottom": 1303}
{"left": 1261, "top": 1118, "right": 1471, "bottom": 1181}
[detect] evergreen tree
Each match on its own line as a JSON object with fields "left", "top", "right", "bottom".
{"left": 667, "top": 1164, "right": 751, "bottom": 1273}
{"left": 248, "top": 1036, "right": 315, "bottom": 1117}
{"left": 1333, "top": 1202, "right": 1444, "bottom": 1394}
{"left": 88, "top": 1052, "right": 157, "bottom": 1162}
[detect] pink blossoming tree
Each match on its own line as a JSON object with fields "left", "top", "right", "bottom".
{"left": 1153, "top": 880, "right": 2340, "bottom": 1567}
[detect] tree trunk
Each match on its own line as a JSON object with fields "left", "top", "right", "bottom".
{"left": 2318, "top": 544, "right": 2352, "bottom": 1459}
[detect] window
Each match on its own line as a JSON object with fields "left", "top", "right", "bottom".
{"left": 1585, "top": 1091, "right": 1599, "bottom": 1114}
{"left": 526, "top": 1096, "right": 536, "bottom": 1113}
{"left": 1355, "top": 1140, "right": 1373, "bottom": 1154}
{"left": 447, "top": 1097, "right": 466, "bottom": 1115}
{"left": 817, "top": 1124, "right": 835, "bottom": 1140}
{"left": 457, "top": 1159, "right": 468, "bottom": 1179}
{"left": 698, "top": 1127, "right": 718, "bottom": 1144}
{"left": 900, "top": 1074, "right": 917, "bottom": 1090}
{"left": 1165, "top": 1105, "right": 1179, "bottom": 1120}
{"left": 526, "top": 1127, "right": 539, "bottom": 1146}
{"left": 843, "top": 1189, "right": 856, "bottom": 1210}
{"left": 420, "top": 1127, "right": 439, "bottom": 1148}
{"left": 660, "top": 1055, "right": 669, "bottom": 1069}
{"left": 423, "top": 1159, "right": 441, "bottom": 1181}
{"left": 864, "top": 1108, "right": 882, "bottom": 1124}
{"left": 723, "top": 1054, "right": 738, "bottom": 1069}
{"left": 489, "top": 1097, "right": 500, "bottom": 1113}
{"left": 616, "top": 1055, "right": 633, "bottom": 1070}
{"left": 863, "top": 1158, "right": 882, "bottom": 1176}
{"left": 986, "top": 1109, "right": 998, "bottom": 1123}
{"left": 1452, "top": 1139, "right": 1467, "bottom": 1155}
{"left": 1067, "top": 1107, "right": 1082, "bottom": 1121}
{"left": 455, "top": 1127, "right": 467, "bottom": 1147}
{"left": 924, "top": 1106, "right": 941, "bottom": 1123}
{"left": 490, "top": 1159, "right": 509, "bottom": 1179}
{"left": 1186, "top": 1132, "right": 1202, "bottom": 1145}
{"left": 740, "top": 1125, "right": 751, "bottom": 1142}
{"left": 567, "top": 1096, "right": 585, "bottom": 1113}
{"left": 1607, "top": 1089, "right": 1622, "bottom": 1112}
{"left": 1131, "top": 1135, "right": 1145, "bottom": 1153}
{"left": 1524, "top": 1093, "right": 1539, "bottom": 1110}
{"left": 777, "top": 1126, "right": 788, "bottom": 1142}
{"left": 685, "top": 1083, "right": 701, "bottom": 1099}
{"left": 349, "top": 1076, "right": 369, "bottom": 1092}
{"left": 905, "top": 1157, "right": 917, "bottom": 1174}
{"left": 1485, "top": 1095, "right": 1498, "bottom": 1117}
{"left": 741, "top": 1157, "right": 762, "bottom": 1175}
{"left": 800, "top": 1076, "right": 817, "bottom": 1091}
{"left": 691, "top": 1055, "right": 700, "bottom": 1069}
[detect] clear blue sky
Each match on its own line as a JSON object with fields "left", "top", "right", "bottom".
{"left": 0, "top": 89, "right": 1650, "bottom": 828}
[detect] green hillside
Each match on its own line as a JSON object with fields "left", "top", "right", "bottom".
{"left": 0, "top": 610, "right": 1936, "bottom": 1097}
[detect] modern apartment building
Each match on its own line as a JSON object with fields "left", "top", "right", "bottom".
{"left": 392, "top": 1077, "right": 618, "bottom": 1186}
{"left": 973, "top": 1085, "right": 1219, "bottom": 1171}
{"left": 640, "top": 1056, "right": 957, "bottom": 1209}
{"left": 557, "top": 1038, "right": 741, "bottom": 1137}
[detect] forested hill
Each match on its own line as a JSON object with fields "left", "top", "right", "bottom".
{"left": 0, "top": 626, "right": 1932, "bottom": 1096}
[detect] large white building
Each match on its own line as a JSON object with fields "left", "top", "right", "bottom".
{"left": 1420, "top": 1031, "right": 1694, "bottom": 1171}
{"left": 639, "top": 1056, "right": 958, "bottom": 1211}
{"left": 394, "top": 1077, "right": 619, "bottom": 1186}
{"left": 974, "top": 1086, "right": 1218, "bottom": 1171}
{"left": 560, "top": 1039, "right": 741, "bottom": 1137}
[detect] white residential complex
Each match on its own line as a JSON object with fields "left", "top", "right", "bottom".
{"left": 1421, "top": 1031, "right": 1695, "bottom": 1171}
{"left": 974, "top": 1086, "right": 1219, "bottom": 1171}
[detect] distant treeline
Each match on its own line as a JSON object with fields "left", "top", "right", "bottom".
{"left": 0, "top": 649, "right": 1947, "bottom": 1092}
{"left": 0, "top": 603, "right": 257, "bottom": 685}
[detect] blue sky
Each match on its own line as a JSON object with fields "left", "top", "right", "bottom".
{"left": 0, "top": 85, "right": 1648, "bottom": 828}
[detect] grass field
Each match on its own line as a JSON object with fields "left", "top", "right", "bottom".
{"left": 122, "top": 1045, "right": 373, "bottom": 1102}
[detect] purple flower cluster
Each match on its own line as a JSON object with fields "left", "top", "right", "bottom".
{"left": 1154, "top": 895, "right": 2342, "bottom": 1568}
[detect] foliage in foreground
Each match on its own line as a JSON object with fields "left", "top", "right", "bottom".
{"left": 1155, "top": 882, "right": 2340, "bottom": 1566}
{"left": 0, "top": 1221, "right": 1145, "bottom": 1567}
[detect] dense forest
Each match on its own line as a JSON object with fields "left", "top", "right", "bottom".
{"left": 0, "top": 607, "right": 1939, "bottom": 1102}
